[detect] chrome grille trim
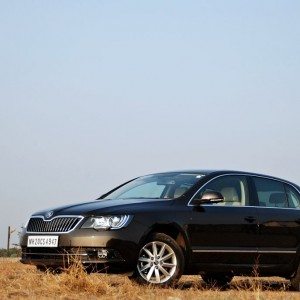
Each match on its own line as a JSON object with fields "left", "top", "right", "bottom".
{"left": 26, "top": 215, "right": 84, "bottom": 234}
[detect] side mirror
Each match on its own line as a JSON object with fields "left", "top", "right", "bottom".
{"left": 193, "top": 191, "right": 224, "bottom": 205}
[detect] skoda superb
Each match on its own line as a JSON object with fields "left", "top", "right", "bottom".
{"left": 20, "top": 170, "right": 300, "bottom": 289}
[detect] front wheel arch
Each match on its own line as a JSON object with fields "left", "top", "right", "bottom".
{"left": 138, "top": 223, "right": 191, "bottom": 264}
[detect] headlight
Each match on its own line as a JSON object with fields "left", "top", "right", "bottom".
{"left": 81, "top": 215, "right": 131, "bottom": 230}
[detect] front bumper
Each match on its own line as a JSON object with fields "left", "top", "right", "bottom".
{"left": 20, "top": 225, "right": 146, "bottom": 271}
{"left": 21, "top": 246, "right": 124, "bottom": 263}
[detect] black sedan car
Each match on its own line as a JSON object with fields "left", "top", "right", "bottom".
{"left": 20, "top": 170, "right": 300, "bottom": 289}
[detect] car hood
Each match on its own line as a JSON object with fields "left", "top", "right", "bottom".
{"left": 33, "top": 198, "right": 173, "bottom": 217}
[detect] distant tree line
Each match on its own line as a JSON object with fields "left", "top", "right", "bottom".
{"left": 0, "top": 248, "right": 21, "bottom": 257}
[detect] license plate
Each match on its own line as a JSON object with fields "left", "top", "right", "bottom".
{"left": 27, "top": 236, "right": 59, "bottom": 248}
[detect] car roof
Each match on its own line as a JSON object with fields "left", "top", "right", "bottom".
{"left": 146, "top": 170, "right": 298, "bottom": 187}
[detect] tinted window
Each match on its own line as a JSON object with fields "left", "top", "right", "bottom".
{"left": 103, "top": 173, "right": 204, "bottom": 200}
{"left": 253, "top": 177, "right": 288, "bottom": 208}
{"left": 285, "top": 184, "right": 300, "bottom": 208}
{"left": 118, "top": 182, "right": 166, "bottom": 199}
{"left": 194, "top": 175, "right": 249, "bottom": 206}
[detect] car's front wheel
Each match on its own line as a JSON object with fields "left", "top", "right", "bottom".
{"left": 134, "top": 233, "right": 184, "bottom": 286}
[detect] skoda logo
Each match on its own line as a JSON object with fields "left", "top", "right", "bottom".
{"left": 45, "top": 211, "right": 54, "bottom": 219}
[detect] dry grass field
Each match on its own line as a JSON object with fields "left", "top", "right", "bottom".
{"left": 0, "top": 258, "right": 299, "bottom": 300}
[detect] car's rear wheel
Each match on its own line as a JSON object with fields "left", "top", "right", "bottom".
{"left": 290, "top": 264, "right": 300, "bottom": 291}
{"left": 36, "top": 265, "right": 47, "bottom": 272}
{"left": 133, "top": 233, "right": 184, "bottom": 286}
{"left": 202, "top": 272, "right": 233, "bottom": 287}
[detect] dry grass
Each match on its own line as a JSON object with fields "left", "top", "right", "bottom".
{"left": 0, "top": 258, "right": 298, "bottom": 299}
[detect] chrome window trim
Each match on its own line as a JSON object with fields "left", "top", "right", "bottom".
{"left": 196, "top": 205, "right": 300, "bottom": 210}
{"left": 187, "top": 173, "right": 300, "bottom": 208}
{"left": 26, "top": 215, "right": 85, "bottom": 234}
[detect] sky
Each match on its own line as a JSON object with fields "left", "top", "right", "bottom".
{"left": 0, "top": 1, "right": 300, "bottom": 248}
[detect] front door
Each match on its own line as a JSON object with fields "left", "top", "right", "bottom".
{"left": 187, "top": 175, "right": 259, "bottom": 267}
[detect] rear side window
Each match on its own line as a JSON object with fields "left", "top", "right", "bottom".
{"left": 285, "top": 184, "right": 300, "bottom": 208}
{"left": 253, "top": 177, "right": 288, "bottom": 208}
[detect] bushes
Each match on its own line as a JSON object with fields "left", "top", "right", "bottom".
{"left": 0, "top": 248, "right": 21, "bottom": 257}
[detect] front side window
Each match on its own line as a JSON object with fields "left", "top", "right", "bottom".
{"left": 193, "top": 175, "right": 249, "bottom": 206}
{"left": 253, "top": 177, "right": 288, "bottom": 208}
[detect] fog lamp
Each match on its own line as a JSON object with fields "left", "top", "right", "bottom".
{"left": 97, "top": 249, "right": 109, "bottom": 259}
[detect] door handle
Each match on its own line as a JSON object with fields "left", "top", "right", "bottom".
{"left": 244, "top": 216, "right": 256, "bottom": 223}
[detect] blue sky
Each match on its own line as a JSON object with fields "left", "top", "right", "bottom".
{"left": 0, "top": 1, "right": 300, "bottom": 247}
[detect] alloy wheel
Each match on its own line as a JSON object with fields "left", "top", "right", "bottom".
{"left": 137, "top": 241, "right": 177, "bottom": 284}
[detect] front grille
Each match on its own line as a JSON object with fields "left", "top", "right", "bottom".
{"left": 27, "top": 216, "right": 82, "bottom": 233}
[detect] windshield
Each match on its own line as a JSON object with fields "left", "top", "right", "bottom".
{"left": 102, "top": 173, "right": 205, "bottom": 200}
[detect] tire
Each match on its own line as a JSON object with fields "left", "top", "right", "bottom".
{"left": 202, "top": 272, "right": 233, "bottom": 287}
{"left": 132, "top": 233, "right": 184, "bottom": 286}
{"left": 291, "top": 264, "right": 300, "bottom": 291}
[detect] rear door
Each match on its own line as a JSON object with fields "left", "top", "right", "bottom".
{"left": 187, "top": 175, "right": 259, "bottom": 266}
{"left": 251, "top": 176, "right": 300, "bottom": 267}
